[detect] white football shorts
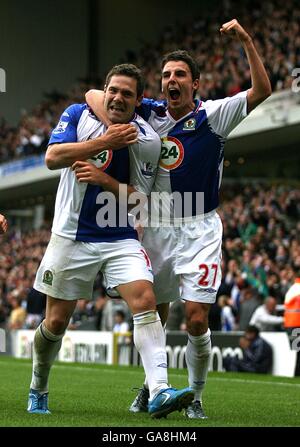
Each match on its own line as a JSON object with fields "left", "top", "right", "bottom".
{"left": 142, "top": 210, "right": 223, "bottom": 304}
{"left": 34, "top": 233, "right": 153, "bottom": 300}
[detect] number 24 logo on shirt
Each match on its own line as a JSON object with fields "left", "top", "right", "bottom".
{"left": 159, "top": 136, "right": 184, "bottom": 170}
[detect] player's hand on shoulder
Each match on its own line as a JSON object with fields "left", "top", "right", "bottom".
{"left": 101, "top": 124, "right": 138, "bottom": 150}
{"left": 220, "top": 19, "right": 251, "bottom": 44}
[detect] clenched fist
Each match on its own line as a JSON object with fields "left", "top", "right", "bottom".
{"left": 220, "top": 19, "right": 251, "bottom": 44}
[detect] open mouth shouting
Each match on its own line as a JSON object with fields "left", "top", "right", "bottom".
{"left": 168, "top": 87, "right": 181, "bottom": 101}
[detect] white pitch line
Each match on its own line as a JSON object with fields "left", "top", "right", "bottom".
{"left": 1, "top": 360, "right": 300, "bottom": 388}
{"left": 208, "top": 377, "right": 300, "bottom": 388}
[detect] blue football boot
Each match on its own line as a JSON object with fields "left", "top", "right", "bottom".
{"left": 27, "top": 389, "right": 51, "bottom": 414}
{"left": 148, "top": 387, "right": 194, "bottom": 419}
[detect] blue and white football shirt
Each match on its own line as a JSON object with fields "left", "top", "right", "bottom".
{"left": 48, "top": 104, "right": 161, "bottom": 242}
{"left": 137, "top": 91, "right": 247, "bottom": 219}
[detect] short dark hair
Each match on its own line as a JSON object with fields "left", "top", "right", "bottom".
{"left": 161, "top": 50, "right": 200, "bottom": 81}
{"left": 115, "top": 310, "right": 125, "bottom": 319}
{"left": 246, "top": 325, "right": 259, "bottom": 337}
{"left": 105, "top": 63, "right": 144, "bottom": 98}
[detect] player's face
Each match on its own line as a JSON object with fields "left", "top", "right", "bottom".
{"left": 104, "top": 75, "right": 142, "bottom": 123}
{"left": 162, "top": 61, "right": 199, "bottom": 118}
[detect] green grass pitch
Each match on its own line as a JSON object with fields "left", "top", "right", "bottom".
{"left": 0, "top": 356, "right": 299, "bottom": 427}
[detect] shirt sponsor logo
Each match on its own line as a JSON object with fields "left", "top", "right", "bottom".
{"left": 91, "top": 149, "right": 113, "bottom": 170}
{"left": 159, "top": 136, "right": 184, "bottom": 170}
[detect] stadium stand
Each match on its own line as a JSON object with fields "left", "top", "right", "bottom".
{"left": 0, "top": 0, "right": 300, "bottom": 163}
{"left": 0, "top": 184, "right": 299, "bottom": 330}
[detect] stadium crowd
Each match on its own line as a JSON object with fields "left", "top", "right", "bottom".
{"left": 0, "top": 184, "right": 299, "bottom": 332}
{"left": 1, "top": 0, "right": 299, "bottom": 164}
{"left": 0, "top": 0, "right": 299, "bottom": 333}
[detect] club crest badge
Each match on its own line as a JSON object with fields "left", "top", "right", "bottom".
{"left": 183, "top": 118, "right": 196, "bottom": 131}
{"left": 43, "top": 270, "right": 53, "bottom": 286}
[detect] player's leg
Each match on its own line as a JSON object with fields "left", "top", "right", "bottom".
{"left": 104, "top": 239, "right": 193, "bottom": 418}
{"left": 117, "top": 279, "right": 193, "bottom": 418}
{"left": 179, "top": 211, "right": 223, "bottom": 419}
{"left": 127, "top": 226, "right": 179, "bottom": 413}
{"left": 117, "top": 280, "right": 168, "bottom": 398}
{"left": 30, "top": 296, "right": 77, "bottom": 393}
{"left": 28, "top": 296, "right": 77, "bottom": 414}
{"left": 28, "top": 234, "right": 100, "bottom": 414}
{"left": 128, "top": 301, "right": 170, "bottom": 413}
{"left": 184, "top": 300, "right": 211, "bottom": 419}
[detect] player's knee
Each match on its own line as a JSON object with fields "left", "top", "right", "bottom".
{"left": 132, "top": 287, "right": 156, "bottom": 314}
{"left": 186, "top": 313, "right": 208, "bottom": 335}
{"left": 46, "top": 315, "right": 69, "bottom": 335}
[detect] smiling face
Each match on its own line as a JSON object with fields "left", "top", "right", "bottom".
{"left": 161, "top": 60, "right": 199, "bottom": 120}
{"left": 104, "top": 75, "right": 142, "bottom": 123}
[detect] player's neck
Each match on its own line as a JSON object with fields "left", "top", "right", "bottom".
{"left": 167, "top": 102, "right": 195, "bottom": 121}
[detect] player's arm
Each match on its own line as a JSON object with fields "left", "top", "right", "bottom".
{"left": 220, "top": 19, "right": 272, "bottom": 113}
{"left": 46, "top": 124, "right": 137, "bottom": 170}
{"left": 85, "top": 89, "right": 166, "bottom": 123}
{"left": 72, "top": 160, "right": 136, "bottom": 203}
{"left": 0, "top": 214, "right": 8, "bottom": 234}
{"left": 85, "top": 90, "right": 111, "bottom": 126}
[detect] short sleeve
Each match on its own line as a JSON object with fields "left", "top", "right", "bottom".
{"left": 48, "top": 104, "right": 87, "bottom": 145}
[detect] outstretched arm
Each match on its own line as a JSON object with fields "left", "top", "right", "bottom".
{"left": 220, "top": 19, "right": 272, "bottom": 113}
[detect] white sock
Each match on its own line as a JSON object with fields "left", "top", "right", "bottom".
{"left": 30, "top": 321, "right": 64, "bottom": 394}
{"left": 185, "top": 329, "right": 211, "bottom": 403}
{"left": 133, "top": 310, "right": 168, "bottom": 400}
{"left": 142, "top": 324, "right": 166, "bottom": 392}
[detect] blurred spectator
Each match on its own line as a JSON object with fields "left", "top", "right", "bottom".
{"left": 0, "top": 214, "right": 8, "bottom": 234}
{"left": 0, "top": 300, "right": 7, "bottom": 329}
{"left": 113, "top": 310, "right": 130, "bottom": 338}
{"left": 223, "top": 325, "right": 273, "bottom": 373}
{"left": 237, "top": 281, "right": 261, "bottom": 330}
{"left": 7, "top": 295, "right": 27, "bottom": 330}
{"left": 68, "top": 299, "right": 95, "bottom": 330}
{"left": 100, "top": 297, "right": 132, "bottom": 332}
{"left": 284, "top": 275, "right": 300, "bottom": 376}
{"left": 284, "top": 276, "right": 300, "bottom": 332}
{"left": 218, "top": 295, "right": 236, "bottom": 331}
{"left": 24, "top": 288, "right": 46, "bottom": 329}
{"left": 113, "top": 310, "right": 131, "bottom": 365}
{"left": 249, "top": 296, "right": 284, "bottom": 331}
